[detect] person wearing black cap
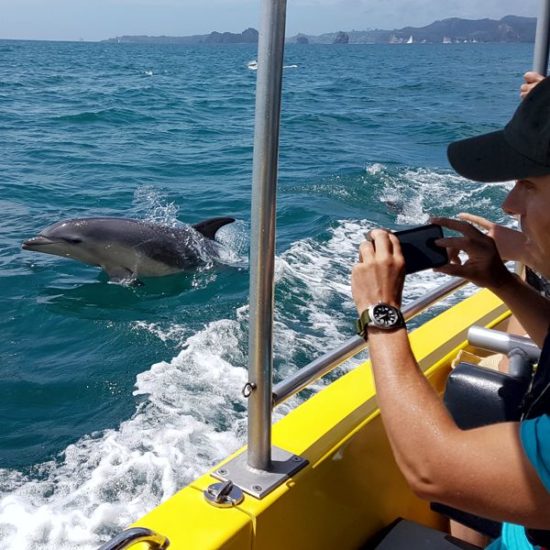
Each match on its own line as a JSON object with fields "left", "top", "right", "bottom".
{"left": 457, "top": 70, "right": 550, "bottom": 305}
{"left": 351, "top": 77, "right": 550, "bottom": 549}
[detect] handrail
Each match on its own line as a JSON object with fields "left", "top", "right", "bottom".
{"left": 97, "top": 527, "right": 169, "bottom": 550}
{"left": 272, "top": 277, "right": 467, "bottom": 406}
{"left": 468, "top": 325, "right": 541, "bottom": 363}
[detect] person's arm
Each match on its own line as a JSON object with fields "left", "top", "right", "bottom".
{"left": 432, "top": 217, "right": 550, "bottom": 347}
{"left": 367, "top": 327, "right": 550, "bottom": 528}
{"left": 351, "top": 230, "right": 550, "bottom": 528}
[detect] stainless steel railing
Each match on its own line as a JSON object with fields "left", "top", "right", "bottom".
{"left": 272, "top": 276, "right": 468, "bottom": 406}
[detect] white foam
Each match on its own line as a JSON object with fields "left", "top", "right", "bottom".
{"left": 0, "top": 319, "right": 249, "bottom": 549}
{"left": 0, "top": 164, "right": 510, "bottom": 548}
{"left": 133, "top": 186, "right": 180, "bottom": 227}
{"left": 372, "top": 165, "right": 514, "bottom": 226}
{"left": 212, "top": 220, "right": 249, "bottom": 268}
{"left": 366, "top": 162, "right": 384, "bottom": 175}
{"left": 246, "top": 61, "right": 297, "bottom": 71}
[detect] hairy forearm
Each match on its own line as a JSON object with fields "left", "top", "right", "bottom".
{"left": 368, "top": 328, "right": 459, "bottom": 497}
{"left": 490, "top": 274, "right": 550, "bottom": 347}
{"left": 368, "top": 328, "right": 550, "bottom": 522}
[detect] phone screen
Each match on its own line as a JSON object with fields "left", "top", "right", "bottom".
{"left": 394, "top": 224, "right": 449, "bottom": 274}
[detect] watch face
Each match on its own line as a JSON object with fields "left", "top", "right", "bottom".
{"left": 371, "top": 304, "right": 400, "bottom": 328}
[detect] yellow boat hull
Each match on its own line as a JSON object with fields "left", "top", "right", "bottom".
{"left": 130, "top": 288, "right": 508, "bottom": 549}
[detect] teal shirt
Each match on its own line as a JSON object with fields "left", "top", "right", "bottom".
{"left": 486, "top": 415, "right": 550, "bottom": 550}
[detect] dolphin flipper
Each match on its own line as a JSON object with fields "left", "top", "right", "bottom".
{"left": 192, "top": 217, "right": 235, "bottom": 240}
{"left": 105, "top": 266, "right": 142, "bottom": 285}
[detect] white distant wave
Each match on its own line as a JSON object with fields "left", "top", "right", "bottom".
{"left": 247, "top": 60, "right": 298, "bottom": 71}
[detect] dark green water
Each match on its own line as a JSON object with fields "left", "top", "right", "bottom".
{"left": 0, "top": 39, "right": 529, "bottom": 547}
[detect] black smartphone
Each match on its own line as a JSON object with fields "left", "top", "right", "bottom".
{"left": 393, "top": 224, "right": 449, "bottom": 274}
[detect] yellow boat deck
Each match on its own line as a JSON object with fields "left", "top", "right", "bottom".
{"left": 129, "top": 288, "right": 508, "bottom": 549}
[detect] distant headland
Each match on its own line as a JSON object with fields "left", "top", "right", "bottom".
{"left": 104, "top": 15, "right": 536, "bottom": 45}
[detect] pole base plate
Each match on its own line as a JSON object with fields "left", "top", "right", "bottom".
{"left": 212, "top": 446, "right": 308, "bottom": 499}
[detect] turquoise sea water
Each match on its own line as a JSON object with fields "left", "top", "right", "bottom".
{"left": 0, "top": 40, "right": 531, "bottom": 547}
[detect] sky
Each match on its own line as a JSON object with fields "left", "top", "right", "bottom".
{"left": 0, "top": 0, "right": 541, "bottom": 42}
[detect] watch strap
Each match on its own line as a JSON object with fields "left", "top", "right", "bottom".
{"left": 355, "top": 304, "right": 405, "bottom": 339}
{"left": 356, "top": 308, "right": 372, "bottom": 338}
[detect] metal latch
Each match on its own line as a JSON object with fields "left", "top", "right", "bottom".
{"left": 204, "top": 479, "right": 244, "bottom": 508}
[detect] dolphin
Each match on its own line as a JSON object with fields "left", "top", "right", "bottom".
{"left": 22, "top": 216, "right": 235, "bottom": 283}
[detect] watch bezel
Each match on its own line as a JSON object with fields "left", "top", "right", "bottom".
{"left": 369, "top": 303, "right": 402, "bottom": 329}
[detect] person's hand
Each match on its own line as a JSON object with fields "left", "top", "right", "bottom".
{"left": 457, "top": 212, "right": 526, "bottom": 262}
{"left": 431, "top": 217, "right": 514, "bottom": 290}
{"left": 351, "top": 229, "right": 405, "bottom": 314}
{"left": 520, "top": 71, "right": 545, "bottom": 99}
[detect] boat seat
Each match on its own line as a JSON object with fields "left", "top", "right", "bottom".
{"left": 443, "top": 361, "right": 530, "bottom": 430}
{"left": 365, "top": 518, "right": 482, "bottom": 549}
{"left": 431, "top": 358, "right": 534, "bottom": 539}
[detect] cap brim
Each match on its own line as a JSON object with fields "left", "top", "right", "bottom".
{"left": 448, "top": 130, "right": 550, "bottom": 183}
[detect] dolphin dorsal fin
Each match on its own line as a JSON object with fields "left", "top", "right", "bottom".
{"left": 192, "top": 217, "right": 235, "bottom": 240}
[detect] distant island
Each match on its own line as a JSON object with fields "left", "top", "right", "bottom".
{"left": 104, "top": 15, "right": 536, "bottom": 45}
{"left": 105, "top": 28, "right": 259, "bottom": 45}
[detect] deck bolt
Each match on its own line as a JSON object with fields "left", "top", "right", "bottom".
{"left": 218, "top": 469, "right": 228, "bottom": 476}
{"left": 252, "top": 484, "right": 263, "bottom": 492}
{"left": 292, "top": 455, "right": 301, "bottom": 462}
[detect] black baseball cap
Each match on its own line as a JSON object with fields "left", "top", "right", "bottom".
{"left": 448, "top": 76, "right": 550, "bottom": 182}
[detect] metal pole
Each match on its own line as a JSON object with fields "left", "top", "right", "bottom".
{"left": 534, "top": 0, "right": 550, "bottom": 75}
{"left": 247, "top": 0, "right": 287, "bottom": 470}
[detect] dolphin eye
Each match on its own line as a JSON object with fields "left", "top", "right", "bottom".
{"left": 65, "top": 237, "right": 82, "bottom": 244}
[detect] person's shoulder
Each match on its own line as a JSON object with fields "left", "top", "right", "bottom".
{"left": 520, "top": 415, "right": 550, "bottom": 492}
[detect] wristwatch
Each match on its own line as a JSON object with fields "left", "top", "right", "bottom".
{"left": 356, "top": 303, "right": 405, "bottom": 339}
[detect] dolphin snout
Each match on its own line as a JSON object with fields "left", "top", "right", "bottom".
{"left": 22, "top": 235, "right": 55, "bottom": 250}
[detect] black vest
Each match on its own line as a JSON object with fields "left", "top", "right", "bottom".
{"left": 521, "top": 330, "right": 550, "bottom": 547}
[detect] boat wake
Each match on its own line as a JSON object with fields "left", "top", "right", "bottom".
{"left": 0, "top": 166, "right": 516, "bottom": 549}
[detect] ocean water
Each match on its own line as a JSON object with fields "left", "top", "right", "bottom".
{"left": 0, "top": 39, "right": 529, "bottom": 547}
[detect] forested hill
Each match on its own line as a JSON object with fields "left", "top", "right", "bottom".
{"left": 104, "top": 27, "right": 258, "bottom": 44}
{"left": 291, "top": 15, "right": 536, "bottom": 44}
{"left": 104, "top": 16, "right": 535, "bottom": 45}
